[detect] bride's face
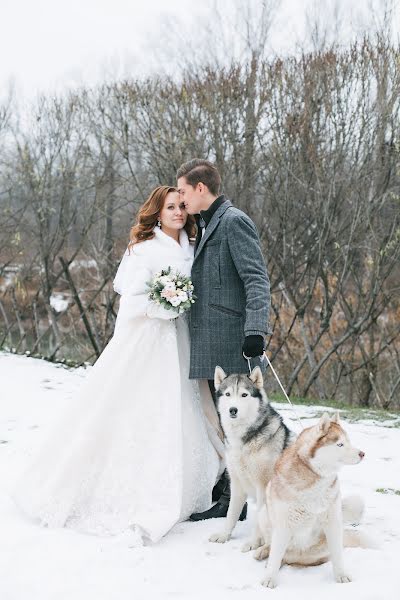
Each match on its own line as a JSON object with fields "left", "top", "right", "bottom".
{"left": 159, "top": 191, "right": 187, "bottom": 230}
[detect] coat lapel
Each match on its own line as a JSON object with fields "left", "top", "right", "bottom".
{"left": 193, "top": 200, "right": 232, "bottom": 264}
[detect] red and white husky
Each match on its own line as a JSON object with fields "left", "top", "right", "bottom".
{"left": 256, "top": 412, "right": 370, "bottom": 588}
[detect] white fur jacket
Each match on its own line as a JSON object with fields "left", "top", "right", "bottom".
{"left": 113, "top": 227, "right": 194, "bottom": 320}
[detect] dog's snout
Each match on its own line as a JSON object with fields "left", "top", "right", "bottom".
{"left": 359, "top": 451, "right": 365, "bottom": 459}
{"left": 229, "top": 407, "right": 238, "bottom": 418}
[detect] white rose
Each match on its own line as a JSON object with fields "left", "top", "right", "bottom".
{"left": 170, "top": 297, "right": 181, "bottom": 307}
{"left": 178, "top": 292, "right": 188, "bottom": 302}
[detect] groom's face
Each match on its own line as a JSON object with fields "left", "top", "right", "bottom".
{"left": 177, "top": 177, "right": 203, "bottom": 215}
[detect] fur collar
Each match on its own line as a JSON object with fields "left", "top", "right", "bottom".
{"left": 153, "top": 226, "right": 191, "bottom": 257}
{"left": 130, "top": 226, "right": 192, "bottom": 259}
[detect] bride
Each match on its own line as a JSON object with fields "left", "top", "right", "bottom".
{"left": 12, "top": 186, "right": 223, "bottom": 543}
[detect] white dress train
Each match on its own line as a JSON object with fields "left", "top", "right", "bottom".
{"left": 12, "top": 228, "right": 221, "bottom": 542}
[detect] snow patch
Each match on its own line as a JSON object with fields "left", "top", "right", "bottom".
{"left": 49, "top": 293, "right": 70, "bottom": 313}
{"left": 0, "top": 352, "right": 398, "bottom": 600}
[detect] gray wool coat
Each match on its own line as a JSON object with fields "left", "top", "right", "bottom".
{"left": 189, "top": 199, "right": 271, "bottom": 380}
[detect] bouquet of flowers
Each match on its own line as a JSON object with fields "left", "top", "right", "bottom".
{"left": 147, "top": 267, "right": 196, "bottom": 315}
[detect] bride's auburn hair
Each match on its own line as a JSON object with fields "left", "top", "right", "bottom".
{"left": 128, "top": 186, "right": 196, "bottom": 250}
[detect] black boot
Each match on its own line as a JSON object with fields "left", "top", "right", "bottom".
{"left": 190, "top": 471, "right": 247, "bottom": 521}
{"left": 189, "top": 501, "right": 247, "bottom": 521}
{"left": 211, "top": 478, "right": 225, "bottom": 503}
{"left": 211, "top": 469, "right": 229, "bottom": 502}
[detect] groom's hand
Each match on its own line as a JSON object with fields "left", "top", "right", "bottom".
{"left": 242, "top": 335, "right": 264, "bottom": 358}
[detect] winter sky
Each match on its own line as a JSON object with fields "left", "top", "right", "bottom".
{"left": 1, "top": 0, "right": 399, "bottom": 99}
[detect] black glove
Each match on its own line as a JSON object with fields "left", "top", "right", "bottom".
{"left": 242, "top": 335, "right": 264, "bottom": 358}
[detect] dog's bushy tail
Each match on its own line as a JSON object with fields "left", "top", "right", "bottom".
{"left": 342, "top": 494, "right": 364, "bottom": 526}
{"left": 342, "top": 495, "right": 378, "bottom": 549}
{"left": 343, "top": 528, "right": 378, "bottom": 549}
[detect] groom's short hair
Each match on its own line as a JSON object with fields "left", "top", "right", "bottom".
{"left": 177, "top": 159, "right": 221, "bottom": 196}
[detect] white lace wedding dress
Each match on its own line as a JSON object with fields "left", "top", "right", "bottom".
{"left": 12, "top": 227, "right": 221, "bottom": 542}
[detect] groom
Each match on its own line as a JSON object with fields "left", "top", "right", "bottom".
{"left": 177, "top": 159, "right": 271, "bottom": 520}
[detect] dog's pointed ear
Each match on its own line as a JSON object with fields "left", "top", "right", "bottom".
{"left": 318, "top": 412, "right": 331, "bottom": 434}
{"left": 249, "top": 366, "right": 264, "bottom": 390}
{"left": 214, "top": 366, "right": 227, "bottom": 389}
{"left": 331, "top": 411, "right": 340, "bottom": 424}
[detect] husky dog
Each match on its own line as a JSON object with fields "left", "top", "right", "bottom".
{"left": 256, "top": 412, "right": 367, "bottom": 588}
{"left": 209, "top": 366, "right": 294, "bottom": 552}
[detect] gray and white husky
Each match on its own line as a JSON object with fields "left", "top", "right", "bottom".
{"left": 209, "top": 365, "right": 294, "bottom": 552}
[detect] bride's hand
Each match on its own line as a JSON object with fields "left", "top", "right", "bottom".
{"left": 146, "top": 303, "right": 179, "bottom": 320}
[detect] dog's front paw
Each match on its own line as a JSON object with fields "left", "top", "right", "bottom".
{"left": 261, "top": 573, "right": 278, "bottom": 589}
{"left": 241, "top": 537, "right": 263, "bottom": 553}
{"left": 253, "top": 544, "right": 270, "bottom": 561}
{"left": 335, "top": 571, "right": 352, "bottom": 584}
{"left": 209, "top": 532, "right": 231, "bottom": 543}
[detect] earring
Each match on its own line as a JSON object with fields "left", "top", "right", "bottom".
{"left": 157, "top": 218, "right": 161, "bottom": 228}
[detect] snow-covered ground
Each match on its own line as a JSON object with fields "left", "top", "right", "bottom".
{"left": 0, "top": 351, "right": 399, "bottom": 600}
